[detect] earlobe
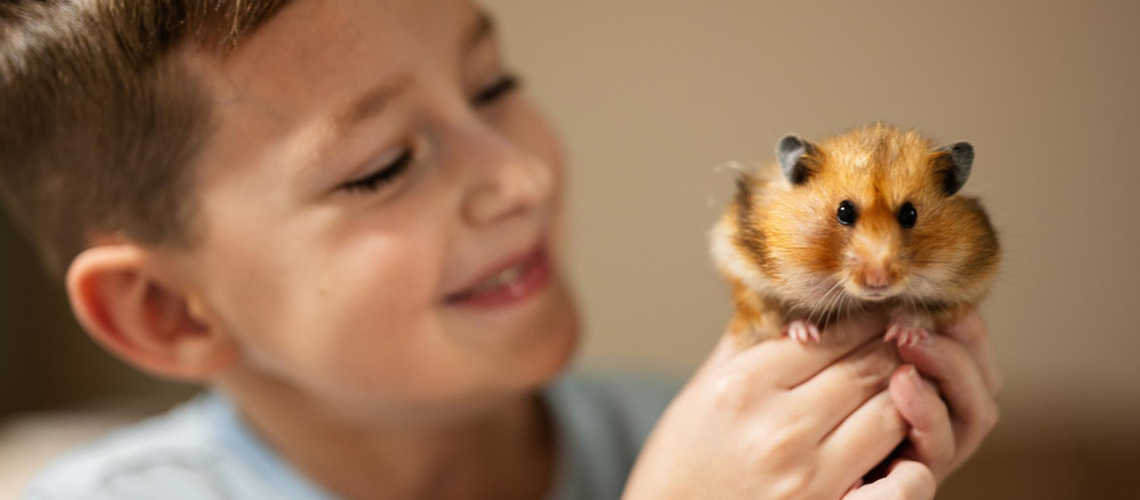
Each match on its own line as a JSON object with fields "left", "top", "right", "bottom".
{"left": 66, "top": 245, "right": 238, "bottom": 382}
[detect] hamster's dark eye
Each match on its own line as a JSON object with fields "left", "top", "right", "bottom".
{"left": 898, "top": 202, "right": 918, "bottom": 229}
{"left": 837, "top": 200, "right": 857, "bottom": 226}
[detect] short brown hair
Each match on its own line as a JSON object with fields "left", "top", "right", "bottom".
{"left": 0, "top": 0, "right": 292, "bottom": 275}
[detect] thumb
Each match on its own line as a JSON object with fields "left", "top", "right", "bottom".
{"left": 841, "top": 460, "right": 936, "bottom": 500}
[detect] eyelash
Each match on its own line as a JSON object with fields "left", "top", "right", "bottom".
{"left": 342, "top": 149, "right": 414, "bottom": 194}
{"left": 473, "top": 73, "right": 521, "bottom": 106}
{"left": 342, "top": 73, "right": 522, "bottom": 194}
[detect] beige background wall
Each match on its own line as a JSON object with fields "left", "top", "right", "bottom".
{"left": 1, "top": 0, "right": 1138, "bottom": 498}
{"left": 485, "top": 0, "right": 1140, "bottom": 496}
{"left": 484, "top": 0, "right": 1140, "bottom": 436}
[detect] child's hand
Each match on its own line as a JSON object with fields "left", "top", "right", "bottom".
{"left": 623, "top": 313, "right": 936, "bottom": 500}
{"left": 888, "top": 308, "right": 1002, "bottom": 480}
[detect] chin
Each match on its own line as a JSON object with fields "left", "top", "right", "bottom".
{"left": 509, "top": 280, "right": 581, "bottom": 391}
{"left": 476, "top": 280, "right": 579, "bottom": 400}
{"left": 438, "top": 275, "right": 581, "bottom": 405}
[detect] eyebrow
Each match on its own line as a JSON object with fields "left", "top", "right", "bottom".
{"left": 332, "top": 11, "right": 496, "bottom": 133}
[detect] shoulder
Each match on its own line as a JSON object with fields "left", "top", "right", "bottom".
{"left": 543, "top": 371, "right": 684, "bottom": 500}
{"left": 20, "top": 396, "right": 242, "bottom": 500}
{"left": 548, "top": 371, "right": 682, "bottom": 448}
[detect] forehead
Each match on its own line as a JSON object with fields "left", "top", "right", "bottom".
{"left": 214, "top": 0, "right": 477, "bottom": 118}
{"left": 816, "top": 130, "right": 936, "bottom": 203}
{"left": 181, "top": 0, "right": 478, "bottom": 184}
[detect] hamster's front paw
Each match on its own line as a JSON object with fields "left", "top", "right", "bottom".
{"left": 783, "top": 319, "right": 821, "bottom": 344}
{"left": 885, "top": 313, "right": 934, "bottom": 348}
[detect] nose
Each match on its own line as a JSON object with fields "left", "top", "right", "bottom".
{"left": 862, "top": 265, "right": 893, "bottom": 290}
{"left": 851, "top": 215, "right": 900, "bottom": 291}
{"left": 460, "top": 127, "right": 554, "bottom": 226}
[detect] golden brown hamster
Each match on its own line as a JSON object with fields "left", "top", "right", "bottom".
{"left": 711, "top": 123, "right": 1000, "bottom": 346}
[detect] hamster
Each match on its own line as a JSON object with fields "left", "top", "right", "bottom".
{"left": 710, "top": 123, "right": 1000, "bottom": 346}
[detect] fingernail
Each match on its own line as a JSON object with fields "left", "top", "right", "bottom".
{"left": 906, "top": 365, "right": 920, "bottom": 381}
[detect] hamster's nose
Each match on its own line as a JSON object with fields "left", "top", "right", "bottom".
{"left": 862, "top": 266, "right": 893, "bottom": 289}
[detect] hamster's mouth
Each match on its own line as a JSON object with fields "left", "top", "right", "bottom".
{"left": 843, "top": 281, "right": 904, "bottom": 302}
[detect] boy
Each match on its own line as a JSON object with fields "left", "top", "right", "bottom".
{"left": 0, "top": 1, "right": 1001, "bottom": 499}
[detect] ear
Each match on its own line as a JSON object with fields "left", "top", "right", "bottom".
{"left": 65, "top": 245, "right": 239, "bottom": 382}
{"left": 776, "top": 134, "right": 817, "bottom": 185}
{"left": 933, "top": 141, "right": 974, "bottom": 195}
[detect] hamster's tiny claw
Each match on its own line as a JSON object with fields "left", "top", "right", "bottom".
{"left": 886, "top": 313, "right": 935, "bottom": 348}
{"left": 783, "top": 320, "right": 821, "bottom": 344}
{"left": 886, "top": 324, "right": 931, "bottom": 348}
{"left": 885, "top": 324, "right": 900, "bottom": 342}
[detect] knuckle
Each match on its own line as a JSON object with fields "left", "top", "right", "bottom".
{"left": 878, "top": 397, "right": 907, "bottom": 431}
{"left": 708, "top": 373, "right": 753, "bottom": 413}
{"left": 886, "top": 463, "right": 937, "bottom": 500}
{"left": 917, "top": 465, "right": 938, "bottom": 488}
{"left": 906, "top": 465, "right": 938, "bottom": 498}
{"left": 937, "top": 340, "right": 977, "bottom": 377}
{"left": 953, "top": 311, "right": 988, "bottom": 344}
{"left": 970, "top": 401, "right": 1000, "bottom": 436}
{"left": 762, "top": 423, "right": 809, "bottom": 457}
{"left": 851, "top": 345, "right": 900, "bottom": 387}
{"left": 769, "top": 469, "right": 815, "bottom": 500}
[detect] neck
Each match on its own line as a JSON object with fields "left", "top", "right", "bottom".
{"left": 216, "top": 368, "right": 557, "bottom": 500}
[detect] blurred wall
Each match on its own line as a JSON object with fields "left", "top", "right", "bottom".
{"left": 1, "top": 0, "right": 1138, "bottom": 497}
{"left": 483, "top": 0, "right": 1139, "bottom": 497}
{"left": 483, "top": 0, "right": 1140, "bottom": 435}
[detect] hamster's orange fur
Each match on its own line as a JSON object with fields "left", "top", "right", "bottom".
{"left": 711, "top": 123, "right": 1000, "bottom": 344}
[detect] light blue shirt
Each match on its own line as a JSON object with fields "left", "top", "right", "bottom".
{"left": 22, "top": 373, "right": 680, "bottom": 500}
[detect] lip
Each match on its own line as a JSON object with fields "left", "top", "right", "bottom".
{"left": 443, "top": 243, "right": 551, "bottom": 309}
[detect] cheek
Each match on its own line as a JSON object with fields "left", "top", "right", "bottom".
{"left": 205, "top": 206, "right": 455, "bottom": 398}
{"left": 289, "top": 199, "right": 469, "bottom": 380}
{"left": 802, "top": 224, "right": 847, "bottom": 275}
{"left": 769, "top": 201, "right": 846, "bottom": 277}
{"left": 297, "top": 233, "right": 442, "bottom": 390}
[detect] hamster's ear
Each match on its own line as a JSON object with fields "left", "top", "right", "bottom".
{"left": 932, "top": 141, "right": 974, "bottom": 195}
{"left": 66, "top": 245, "right": 239, "bottom": 382}
{"left": 776, "top": 134, "right": 817, "bottom": 185}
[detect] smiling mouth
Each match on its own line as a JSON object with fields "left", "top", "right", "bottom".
{"left": 470, "top": 260, "right": 531, "bottom": 293}
{"left": 444, "top": 245, "right": 551, "bottom": 308}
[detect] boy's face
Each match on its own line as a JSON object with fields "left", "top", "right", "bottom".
{"left": 175, "top": 0, "right": 578, "bottom": 418}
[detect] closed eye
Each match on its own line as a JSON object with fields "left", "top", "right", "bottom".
{"left": 472, "top": 73, "right": 520, "bottom": 106}
{"left": 342, "top": 148, "right": 413, "bottom": 194}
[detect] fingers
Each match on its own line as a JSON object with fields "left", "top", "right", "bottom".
{"left": 790, "top": 339, "right": 901, "bottom": 432}
{"left": 943, "top": 308, "right": 1003, "bottom": 395}
{"left": 899, "top": 336, "right": 1000, "bottom": 464}
{"left": 727, "top": 312, "right": 891, "bottom": 387}
{"left": 820, "top": 391, "right": 908, "bottom": 485}
{"left": 841, "top": 460, "right": 936, "bottom": 500}
{"left": 889, "top": 365, "right": 955, "bottom": 479}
